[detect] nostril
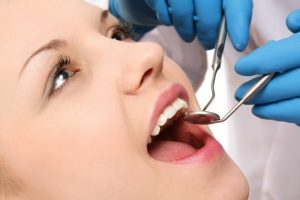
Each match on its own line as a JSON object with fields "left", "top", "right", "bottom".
{"left": 140, "top": 68, "right": 153, "bottom": 87}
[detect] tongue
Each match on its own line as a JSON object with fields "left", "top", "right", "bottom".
{"left": 148, "top": 141, "right": 197, "bottom": 162}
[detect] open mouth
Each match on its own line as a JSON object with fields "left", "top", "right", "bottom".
{"left": 147, "top": 98, "right": 209, "bottom": 163}
{"left": 147, "top": 84, "right": 223, "bottom": 164}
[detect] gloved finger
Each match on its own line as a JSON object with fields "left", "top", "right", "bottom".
{"left": 109, "top": 0, "right": 160, "bottom": 26}
{"left": 286, "top": 9, "right": 300, "bottom": 33}
{"left": 235, "top": 33, "right": 300, "bottom": 76}
{"left": 194, "top": 0, "right": 222, "bottom": 50}
{"left": 223, "top": 0, "right": 253, "bottom": 51}
{"left": 235, "top": 67, "right": 300, "bottom": 105}
{"left": 145, "top": 0, "right": 172, "bottom": 25}
{"left": 252, "top": 98, "right": 300, "bottom": 126}
{"left": 167, "top": 0, "right": 196, "bottom": 42}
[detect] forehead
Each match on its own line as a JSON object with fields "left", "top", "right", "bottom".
{"left": 0, "top": 0, "right": 103, "bottom": 79}
{"left": 0, "top": 0, "right": 99, "bottom": 39}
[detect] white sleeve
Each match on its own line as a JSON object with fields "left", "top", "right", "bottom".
{"left": 85, "top": 0, "right": 108, "bottom": 8}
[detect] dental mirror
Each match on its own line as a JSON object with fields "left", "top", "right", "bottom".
{"left": 184, "top": 73, "right": 276, "bottom": 125}
{"left": 183, "top": 111, "right": 220, "bottom": 124}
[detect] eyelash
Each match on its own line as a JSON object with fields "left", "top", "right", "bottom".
{"left": 46, "top": 22, "right": 136, "bottom": 99}
{"left": 110, "top": 20, "right": 137, "bottom": 40}
{"left": 48, "top": 55, "right": 80, "bottom": 98}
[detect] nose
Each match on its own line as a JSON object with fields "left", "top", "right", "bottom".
{"left": 117, "top": 41, "right": 164, "bottom": 94}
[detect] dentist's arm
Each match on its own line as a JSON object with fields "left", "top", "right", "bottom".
{"left": 235, "top": 9, "right": 300, "bottom": 126}
{"left": 109, "top": 0, "right": 253, "bottom": 51}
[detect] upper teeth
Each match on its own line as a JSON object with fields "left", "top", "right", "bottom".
{"left": 150, "top": 98, "right": 188, "bottom": 138}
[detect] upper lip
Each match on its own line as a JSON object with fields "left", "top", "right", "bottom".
{"left": 148, "top": 83, "right": 189, "bottom": 137}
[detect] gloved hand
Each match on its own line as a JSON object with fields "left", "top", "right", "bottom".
{"left": 235, "top": 9, "right": 300, "bottom": 126}
{"left": 109, "top": 0, "right": 253, "bottom": 51}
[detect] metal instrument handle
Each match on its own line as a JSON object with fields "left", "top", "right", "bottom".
{"left": 203, "top": 16, "right": 227, "bottom": 110}
{"left": 217, "top": 73, "right": 276, "bottom": 123}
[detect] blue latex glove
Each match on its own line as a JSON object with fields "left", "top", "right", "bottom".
{"left": 235, "top": 9, "right": 300, "bottom": 126}
{"left": 109, "top": 0, "right": 253, "bottom": 51}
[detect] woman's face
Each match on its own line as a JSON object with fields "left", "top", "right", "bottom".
{"left": 0, "top": 0, "right": 248, "bottom": 199}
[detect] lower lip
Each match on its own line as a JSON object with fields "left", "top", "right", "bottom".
{"left": 171, "top": 126, "right": 224, "bottom": 165}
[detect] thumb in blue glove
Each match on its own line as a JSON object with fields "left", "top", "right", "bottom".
{"left": 235, "top": 9, "right": 300, "bottom": 126}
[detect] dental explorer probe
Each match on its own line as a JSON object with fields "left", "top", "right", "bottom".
{"left": 203, "top": 16, "right": 227, "bottom": 111}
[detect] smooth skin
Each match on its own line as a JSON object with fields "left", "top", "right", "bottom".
{"left": 109, "top": 0, "right": 253, "bottom": 50}
{"left": 235, "top": 9, "right": 300, "bottom": 127}
{"left": 0, "top": 0, "right": 248, "bottom": 199}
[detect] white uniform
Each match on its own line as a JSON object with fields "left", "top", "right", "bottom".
{"left": 224, "top": 1, "right": 300, "bottom": 199}
{"left": 88, "top": 0, "right": 300, "bottom": 199}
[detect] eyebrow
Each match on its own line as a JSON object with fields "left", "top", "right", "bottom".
{"left": 19, "top": 39, "right": 67, "bottom": 79}
{"left": 101, "top": 10, "right": 109, "bottom": 23}
{"left": 19, "top": 10, "right": 108, "bottom": 79}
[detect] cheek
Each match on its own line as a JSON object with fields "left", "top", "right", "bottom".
{"left": 1, "top": 96, "right": 144, "bottom": 194}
